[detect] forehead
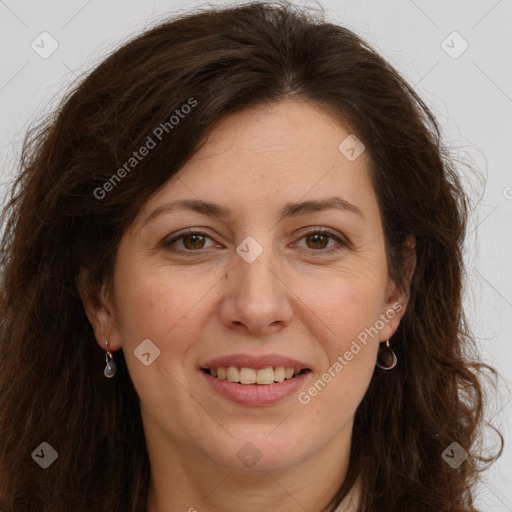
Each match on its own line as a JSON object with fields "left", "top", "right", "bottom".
{"left": 172, "top": 100, "right": 370, "bottom": 190}
{"left": 134, "top": 99, "right": 379, "bottom": 228}
{"left": 191, "top": 100, "right": 356, "bottom": 161}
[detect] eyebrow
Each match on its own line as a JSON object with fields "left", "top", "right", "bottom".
{"left": 142, "top": 196, "right": 365, "bottom": 227}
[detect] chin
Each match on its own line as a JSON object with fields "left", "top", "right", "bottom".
{"left": 202, "top": 428, "right": 312, "bottom": 472}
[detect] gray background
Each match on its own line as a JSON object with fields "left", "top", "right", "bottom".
{"left": 0, "top": 0, "right": 510, "bottom": 509}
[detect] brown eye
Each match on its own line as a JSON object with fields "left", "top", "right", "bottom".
{"left": 181, "top": 233, "right": 207, "bottom": 250}
{"left": 162, "top": 230, "right": 216, "bottom": 255}
{"left": 162, "top": 228, "right": 348, "bottom": 257}
{"left": 296, "top": 229, "right": 347, "bottom": 254}
{"left": 305, "top": 232, "right": 330, "bottom": 250}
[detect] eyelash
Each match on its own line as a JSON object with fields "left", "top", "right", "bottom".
{"left": 161, "top": 228, "right": 348, "bottom": 257}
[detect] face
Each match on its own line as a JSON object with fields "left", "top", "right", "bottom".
{"left": 84, "top": 99, "right": 411, "bottom": 474}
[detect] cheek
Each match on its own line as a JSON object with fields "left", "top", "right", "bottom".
{"left": 299, "top": 266, "right": 386, "bottom": 340}
{"left": 112, "top": 257, "right": 222, "bottom": 358}
{"left": 294, "top": 269, "right": 383, "bottom": 395}
{"left": 300, "top": 329, "right": 377, "bottom": 421}
{"left": 111, "top": 260, "right": 187, "bottom": 342}
{"left": 298, "top": 345, "right": 376, "bottom": 435}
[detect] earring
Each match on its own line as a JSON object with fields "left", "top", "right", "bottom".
{"left": 376, "top": 339, "right": 397, "bottom": 370}
{"left": 104, "top": 341, "right": 117, "bottom": 378}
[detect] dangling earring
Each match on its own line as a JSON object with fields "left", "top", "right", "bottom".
{"left": 104, "top": 341, "right": 117, "bottom": 378}
{"left": 376, "top": 339, "right": 397, "bottom": 370}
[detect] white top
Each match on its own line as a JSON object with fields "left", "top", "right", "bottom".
{"left": 331, "top": 477, "right": 361, "bottom": 512}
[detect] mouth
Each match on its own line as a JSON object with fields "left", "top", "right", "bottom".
{"left": 201, "top": 366, "right": 311, "bottom": 385}
{"left": 200, "top": 366, "right": 312, "bottom": 406}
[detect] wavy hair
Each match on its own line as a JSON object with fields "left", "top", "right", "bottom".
{"left": 0, "top": 1, "right": 503, "bottom": 510}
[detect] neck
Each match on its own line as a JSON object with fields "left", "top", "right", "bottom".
{"left": 145, "top": 422, "right": 355, "bottom": 512}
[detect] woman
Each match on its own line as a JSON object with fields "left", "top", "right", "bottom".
{"left": 0, "top": 1, "right": 502, "bottom": 511}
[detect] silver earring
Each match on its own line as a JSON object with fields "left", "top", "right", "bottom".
{"left": 376, "top": 339, "right": 397, "bottom": 370}
{"left": 104, "top": 341, "right": 117, "bottom": 378}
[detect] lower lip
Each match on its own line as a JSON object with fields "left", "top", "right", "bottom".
{"left": 201, "top": 370, "right": 311, "bottom": 406}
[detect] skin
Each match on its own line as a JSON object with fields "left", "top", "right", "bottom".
{"left": 81, "top": 99, "right": 415, "bottom": 512}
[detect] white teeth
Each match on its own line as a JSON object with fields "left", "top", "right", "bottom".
{"left": 239, "top": 367, "right": 256, "bottom": 384}
{"left": 256, "top": 367, "right": 275, "bottom": 384}
{"left": 226, "top": 366, "right": 239, "bottom": 383}
{"left": 273, "top": 367, "right": 285, "bottom": 382}
{"left": 207, "top": 366, "right": 304, "bottom": 384}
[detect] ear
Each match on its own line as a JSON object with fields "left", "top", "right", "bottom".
{"left": 77, "top": 267, "right": 122, "bottom": 351}
{"left": 378, "top": 234, "right": 416, "bottom": 341}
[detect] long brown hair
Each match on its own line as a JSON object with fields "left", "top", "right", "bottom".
{"left": 0, "top": 1, "right": 503, "bottom": 510}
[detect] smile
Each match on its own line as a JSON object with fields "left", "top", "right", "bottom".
{"left": 202, "top": 366, "right": 309, "bottom": 385}
{"left": 200, "top": 367, "right": 312, "bottom": 406}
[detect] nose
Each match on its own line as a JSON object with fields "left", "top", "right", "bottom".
{"left": 219, "top": 243, "right": 294, "bottom": 335}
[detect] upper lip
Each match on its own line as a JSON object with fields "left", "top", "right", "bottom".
{"left": 201, "top": 353, "right": 310, "bottom": 370}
